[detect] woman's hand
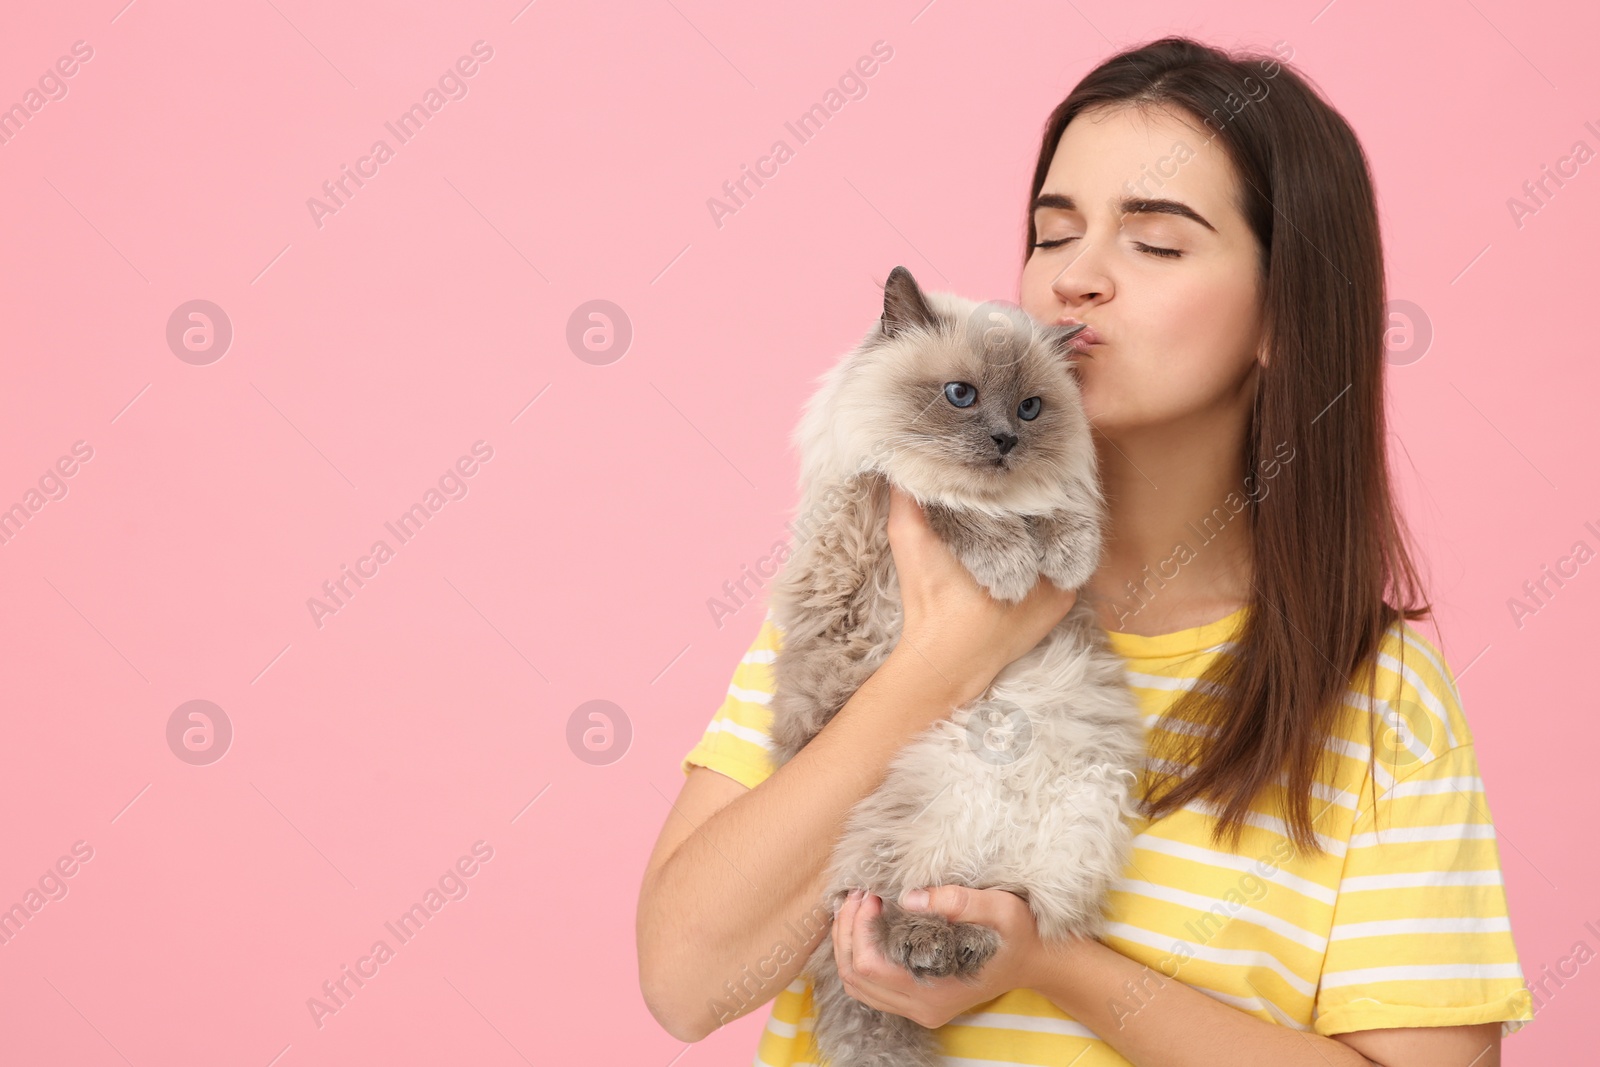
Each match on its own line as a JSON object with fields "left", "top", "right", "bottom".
{"left": 885, "top": 484, "right": 1079, "bottom": 703}
{"left": 831, "top": 885, "right": 1047, "bottom": 1030}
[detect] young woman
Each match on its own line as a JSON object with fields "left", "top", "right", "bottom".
{"left": 638, "top": 36, "right": 1534, "bottom": 1066}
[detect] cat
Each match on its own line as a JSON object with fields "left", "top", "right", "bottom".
{"left": 764, "top": 266, "right": 1146, "bottom": 1067}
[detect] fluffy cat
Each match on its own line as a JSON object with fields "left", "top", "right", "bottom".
{"left": 765, "top": 266, "right": 1146, "bottom": 1067}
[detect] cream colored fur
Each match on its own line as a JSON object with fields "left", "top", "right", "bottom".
{"left": 764, "top": 267, "right": 1145, "bottom": 1066}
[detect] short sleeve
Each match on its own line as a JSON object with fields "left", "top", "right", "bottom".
{"left": 1313, "top": 740, "right": 1535, "bottom": 1038}
{"left": 679, "top": 613, "right": 785, "bottom": 790}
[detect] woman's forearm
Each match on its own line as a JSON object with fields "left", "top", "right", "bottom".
{"left": 641, "top": 649, "right": 984, "bottom": 1042}
{"left": 1024, "top": 936, "right": 1378, "bottom": 1067}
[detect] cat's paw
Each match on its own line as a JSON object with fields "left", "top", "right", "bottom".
{"left": 874, "top": 898, "right": 1002, "bottom": 982}
{"left": 966, "top": 555, "right": 1036, "bottom": 604}
{"left": 924, "top": 504, "right": 1037, "bottom": 604}
{"left": 1029, "top": 509, "right": 1102, "bottom": 591}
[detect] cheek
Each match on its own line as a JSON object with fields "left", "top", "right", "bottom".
{"left": 1138, "top": 274, "right": 1260, "bottom": 383}
{"left": 1147, "top": 270, "right": 1236, "bottom": 339}
{"left": 1081, "top": 333, "right": 1251, "bottom": 429}
{"left": 1103, "top": 337, "right": 1244, "bottom": 408}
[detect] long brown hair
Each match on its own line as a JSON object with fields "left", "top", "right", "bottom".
{"left": 1022, "top": 36, "right": 1433, "bottom": 857}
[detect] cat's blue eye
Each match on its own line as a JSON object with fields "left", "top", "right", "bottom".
{"left": 1018, "top": 397, "right": 1042, "bottom": 420}
{"left": 944, "top": 382, "right": 977, "bottom": 408}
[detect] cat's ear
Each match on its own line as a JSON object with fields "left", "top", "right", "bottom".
{"left": 879, "top": 266, "right": 937, "bottom": 339}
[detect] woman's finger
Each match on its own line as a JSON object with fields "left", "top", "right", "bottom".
{"left": 843, "top": 894, "right": 929, "bottom": 1016}
{"left": 834, "top": 891, "right": 860, "bottom": 984}
{"left": 854, "top": 893, "right": 887, "bottom": 980}
{"left": 846, "top": 894, "right": 890, "bottom": 1003}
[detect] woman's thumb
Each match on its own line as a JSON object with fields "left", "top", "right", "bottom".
{"left": 901, "top": 885, "right": 972, "bottom": 919}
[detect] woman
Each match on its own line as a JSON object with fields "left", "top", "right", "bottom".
{"left": 638, "top": 35, "right": 1534, "bottom": 1066}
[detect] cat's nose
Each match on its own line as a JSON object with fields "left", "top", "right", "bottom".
{"left": 991, "top": 432, "right": 1018, "bottom": 456}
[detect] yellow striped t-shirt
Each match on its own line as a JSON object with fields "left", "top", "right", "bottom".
{"left": 680, "top": 606, "right": 1535, "bottom": 1064}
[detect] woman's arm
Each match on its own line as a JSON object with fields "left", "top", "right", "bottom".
{"left": 831, "top": 885, "right": 1503, "bottom": 1066}
{"left": 1026, "top": 935, "right": 1381, "bottom": 1066}
{"left": 637, "top": 648, "right": 983, "bottom": 1042}
{"left": 1027, "top": 932, "right": 1502, "bottom": 1067}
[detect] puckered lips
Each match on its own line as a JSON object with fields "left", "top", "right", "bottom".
{"left": 1054, "top": 317, "right": 1102, "bottom": 370}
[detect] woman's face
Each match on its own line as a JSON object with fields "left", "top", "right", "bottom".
{"left": 1020, "top": 104, "right": 1266, "bottom": 438}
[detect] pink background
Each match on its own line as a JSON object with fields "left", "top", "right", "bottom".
{"left": 0, "top": 1, "right": 1594, "bottom": 1063}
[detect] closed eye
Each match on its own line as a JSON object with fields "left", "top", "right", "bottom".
{"left": 1031, "top": 236, "right": 1182, "bottom": 259}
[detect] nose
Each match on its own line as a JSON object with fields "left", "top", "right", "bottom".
{"left": 1047, "top": 235, "right": 1112, "bottom": 306}
{"left": 992, "top": 432, "right": 1018, "bottom": 456}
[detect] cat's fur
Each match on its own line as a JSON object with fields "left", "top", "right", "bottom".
{"left": 765, "top": 267, "right": 1146, "bottom": 1067}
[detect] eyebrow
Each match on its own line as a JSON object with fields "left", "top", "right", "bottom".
{"left": 1031, "top": 192, "right": 1217, "bottom": 234}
